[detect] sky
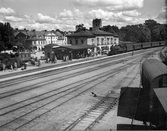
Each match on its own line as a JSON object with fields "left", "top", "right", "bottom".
{"left": 0, "top": 0, "right": 166, "bottom": 31}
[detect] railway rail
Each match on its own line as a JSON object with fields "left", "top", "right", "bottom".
{"left": 0, "top": 47, "right": 155, "bottom": 82}
{"left": 62, "top": 59, "right": 144, "bottom": 131}
{"left": 0, "top": 58, "right": 141, "bottom": 131}
{"left": 0, "top": 56, "right": 139, "bottom": 99}
{"left": 0, "top": 49, "right": 157, "bottom": 131}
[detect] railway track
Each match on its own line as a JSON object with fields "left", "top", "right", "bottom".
{"left": 0, "top": 58, "right": 126, "bottom": 88}
{"left": 0, "top": 51, "right": 154, "bottom": 131}
{"left": 62, "top": 59, "right": 144, "bottom": 131}
{"left": 0, "top": 48, "right": 152, "bottom": 82}
{"left": 0, "top": 58, "right": 135, "bottom": 99}
{"left": 0, "top": 59, "right": 140, "bottom": 131}
{"left": 0, "top": 54, "right": 128, "bottom": 81}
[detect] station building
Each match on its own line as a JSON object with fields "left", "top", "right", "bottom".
{"left": 66, "top": 19, "right": 119, "bottom": 54}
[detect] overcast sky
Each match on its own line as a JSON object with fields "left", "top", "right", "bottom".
{"left": 0, "top": 0, "right": 166, "bottom": 31}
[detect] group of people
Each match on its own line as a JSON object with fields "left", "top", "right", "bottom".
{"left": 0, "top": 60, "right": 18, "bottom": 72}
{"left": 30, "top": 57, "right": 41, "bottom": 66}
{"left": 45, "top": 55, "right": 57, "bottom": 63}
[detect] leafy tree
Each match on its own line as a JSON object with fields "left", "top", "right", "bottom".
{"left": 120, "top": 25, "right": 141, "bottom": 42}
{"left": 138, "top": 25, "right": 151, "bottom": 42}
{"left": 75, "top": 24, "right": 87, "bottom": 32}
{"left": 144, "top": 19, "right": 159, "bottom": 41}
{"left": 102, "top": 25, "right": 116, "bottom": 34}
{"left": 152, "top": 24, "right": 167, "bottom": 41}
{"left": 0, "top": 41, "right": 7, "bottom": 51}
{"left": 0, "top": 22, "right": 15, "bottom": 50}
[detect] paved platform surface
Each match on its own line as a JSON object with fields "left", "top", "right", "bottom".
{"left": 0, "top": 50, "right": 162, "bottom": 76}
{"left": 0, "top": 55, "right": 103, "bottom": 76}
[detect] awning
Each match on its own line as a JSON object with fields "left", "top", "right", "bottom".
{"left": 54, "top": 45, "right": 96, "bottom": 50}
{"left": 154, "top": 88, "right": 167, "bottom": 114}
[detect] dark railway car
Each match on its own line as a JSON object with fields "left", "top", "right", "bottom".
{"left": 142, "top": 42, "right": 152, "bottom": 49}
{"left": 141, "top": 59, "right": 167, "bottom": 90}
{"left": 0, "top": 52, "right": 31, "bottom": 70}
{"left": 159, "top": 41, "right": 166, "bottom": 46}
{"left": 151, "top": 42, "right": 160, "bottom": 47}
{"left": 133, "top": 43, "right": 142, "bottom": 50}
{"left": 141, "top": 59, "right": 167, "bottom": 128}
{"left": 126, "top": 44, "right": 133, "bottom": 52}
{"left": 19, "top": 52, "right": 31, "bottom": 62}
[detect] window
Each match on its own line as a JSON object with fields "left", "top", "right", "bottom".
{"left": 70, "top": 40, "right": 72, "bottom": 44}
{"left": 101, "top": 38, "right": 104, "bottom": 45}
{"left": 97, "top": 38, "right": 99, "bottom": 46}
{"left": 92, "top": 39, "right": 94, "bottom": 44}
{"left": 76, "top": 39, "right": 78, "bottom": 45}
{"left": 163, "top": 75, "right": 167, "bottom": 87}
{"left": 81, "top": 39, "right": 84, "bottom": 44}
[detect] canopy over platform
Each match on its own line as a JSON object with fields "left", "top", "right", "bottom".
{"left": 154, "top": 88, "right": 167, "bottom": 114}
{"left": 142, "top": 59, "right": 167, "bottom": 82}
{"left": 53, "top": 45, "right": 96, "bottom": 50}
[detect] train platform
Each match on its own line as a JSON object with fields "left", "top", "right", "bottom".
{"left": 0, "top": 48, "right": 163, "bottom": 76}
{"left": 0, "top": 55, "right": 104, "bottom": 76}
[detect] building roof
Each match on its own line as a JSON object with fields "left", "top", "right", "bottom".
{"left": 14, "top": 30, "right": 64, "bottom": 38}
{"left": 66, "top": 30, "right": 95, "bottom": 37}
{"left": 142, "top": 59, "right": 167, "bottom": 82}
{"left": 91, "top": 29, "right": 114, "bottom": 36}
{"left": 44, "top": 44, "right": 59, "bottom": 47}
{"left": 54, "top": 44, "right": 96, "bottom": 50}
{"left": 154, "top": 88, "right": 167, "bottom": 114}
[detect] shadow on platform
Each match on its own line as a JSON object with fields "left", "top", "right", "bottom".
{"left": 117, "top": 124, "right": 151, "bottom": 130}
{"left": 117, "top": 87, "right": 152, "bottom": 130}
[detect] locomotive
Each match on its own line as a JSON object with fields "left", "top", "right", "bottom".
{"left": 0, "top": 51, "right": 31, "bottom": 71}
{"left": 108, "top": 41, "right": 167, "bottom": 55}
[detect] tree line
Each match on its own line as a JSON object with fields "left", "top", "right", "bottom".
{"left": 0, "top": 19, "right": 167, "bottom": 51}
{"left": 0, "top": 22, "right": 15, "bottom": 51}
{"left": 76, "top": 19, "right": 167, "bottom": 43}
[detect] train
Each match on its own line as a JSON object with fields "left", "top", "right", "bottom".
{"left": 0, "top": 52, "right": 31, "bottom": 71}
{"left": 108, "top": 41, "right": 167, "bottom": 55}
{"left": 141, "top": 59, "right": 167, "bottom": 129}
{"left": 160, "top": 47, "right": 167, "bottom": 65}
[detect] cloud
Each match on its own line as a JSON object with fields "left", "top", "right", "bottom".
{"left": 0, "top": 7, "right": 15, "bottom": 15}
{"left": 55, "top": 24, "right": 75, "bottom": 31}
{"left": 106, "top": 0, "right": 144, "bottom": 11}
{"left": 28, "top": 23, "right": 48, "bottom": 30}
{"left": 4, "top": 16, "right": 23, "bottom": 22}
{"left": 156, "top": 6, "right": 167, "bottom": 20}
{"left": 36, "top": 13, "right": 56, "bottom": 24}
{"left": 84, "top": 9, "right": 114, "bottom": 20}
{"left": 72, "top": 0, "right": 144, "bottom": 11}
{"left": 122, "top": 10, "right": 141, "bottom": 17}
{"left": 59, "top": 9, "right": 73, "bottom": 18}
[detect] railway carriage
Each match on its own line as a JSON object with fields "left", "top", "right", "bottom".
{"left": 133, "top": 43, "right": 142, "bottom": 50}
{"left": 142, "top": 42, "right": 152, "bottom": 49}
{"left": 159, "top": 41, "right": 166, "bottom": 46}
{"left": 141, "top": 59, "right": 167, "bottom": 128}
{"left": 151, "top": 42, "right": 160, "bottom": 47}
{"left": 125, "top": 44, "right": 134, "bottom": 52}
{"left": 19, "top": 52, "right": 31, "bottom": 62}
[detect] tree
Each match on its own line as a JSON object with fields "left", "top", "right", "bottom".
{"left": 152, "top": 24, "right": 167, "bottom": 41}
{"left": 0, "top": 22, "right": 15, "bottom": 50}
{"left": 120, "top": 25, "right": 141, "bottom": 42}
{"left": 138, "top": 25, "right": 151, "bottom": 42}
{"left": 144, "top": 19, "right": 159, "bottom": 41}
{"left": 0, "top": 41, "right": 7, "bottom": 51}
{"left": 75, "top": 24, "right": 87, "bottom": 32}
{"left": 102, "top": 25, "right": 116, "bottom": 34}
